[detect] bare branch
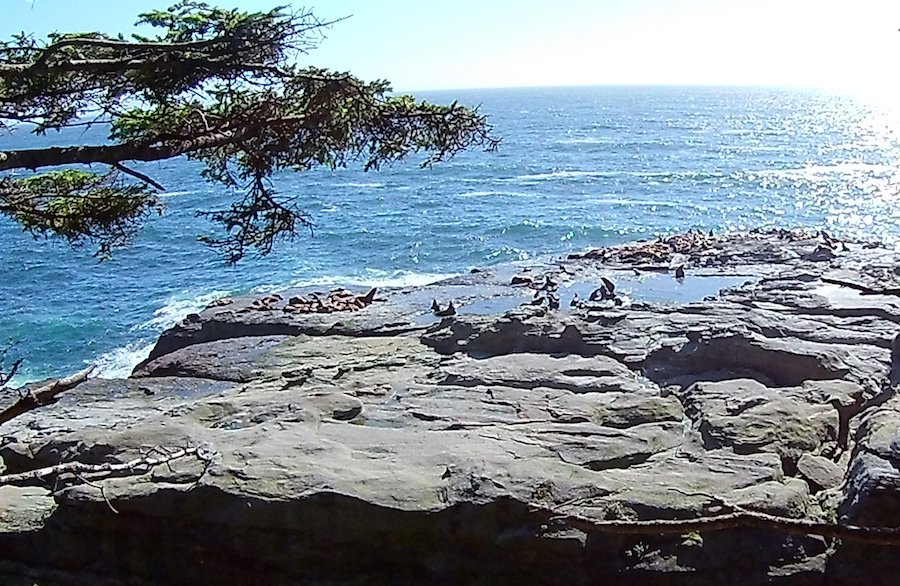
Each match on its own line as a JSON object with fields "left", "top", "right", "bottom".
{"left": 113, "top": 162, "right": 164, "bottom": 191}
{"left": 0, "top": 445, "right": 213, "bottom": 486}
{"left": 535, "top": 504, "right": 900, "bottom": 546}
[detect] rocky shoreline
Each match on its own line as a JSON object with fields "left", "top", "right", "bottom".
{"left": 2, "top": 229, "right": 900, "bottom": 585}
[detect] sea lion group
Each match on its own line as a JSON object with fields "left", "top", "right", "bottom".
{"left": 571, "top": 229, "right": 717, "bottom": 264}
{"left": 581, "top": 275, "right": 623, "bottom": 308}
{"left": 218, "top": 288, "right": 381, "bottom": 315}
{"left": 282, "top": 288, "right": 378, "bottom": 314}
{"left": 511, "top": 273, "right": 562, "bottom": 309}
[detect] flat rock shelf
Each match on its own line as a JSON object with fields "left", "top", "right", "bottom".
{"left": 3, "top": 229, "right": 900, "bottom": 585}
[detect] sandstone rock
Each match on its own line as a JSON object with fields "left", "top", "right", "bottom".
{"left": 437, "top": 352, "right": 644, "bottom": 393}
{"left": 0, "top": 486, "right": 56, "bottom": 532}
{"left": 3, "top": 231, "right": 900, "bottom": 585}
{"left": 797, "top": 453, "right": 843, "bottom": 491}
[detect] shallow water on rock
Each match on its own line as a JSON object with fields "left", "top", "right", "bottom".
{"left": 564, "top": 273, "right": 758, "bottom": 306}
{"left": 411, "top": 272, "right": 758, "bottom": 323}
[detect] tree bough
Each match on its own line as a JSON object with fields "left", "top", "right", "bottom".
{"left": 0, "top": 1, "right": 498, "bottom": 260}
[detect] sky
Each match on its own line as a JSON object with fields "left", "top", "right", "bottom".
{"left": 3, "top": 0, "right": 900, "bottom": 93}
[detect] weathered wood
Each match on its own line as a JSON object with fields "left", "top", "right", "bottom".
{"left": 0, "top": 445, "right": 213, "bottom": 486}
{"left": 536, "top": 506, "right": 900, "bottom": 546}
{"left": 0, "top": 365, "right": 95, "bottom": 427}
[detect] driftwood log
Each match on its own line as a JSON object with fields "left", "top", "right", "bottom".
{"left": 0, "top": 365, "right": 95, "bottom": 427}
{"left": 535, "top": 505, "right": 900, "bottom": 546}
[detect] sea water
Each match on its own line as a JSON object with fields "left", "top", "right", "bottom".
{"left": 2, "top": 86, "right": 899, "bottom": 383}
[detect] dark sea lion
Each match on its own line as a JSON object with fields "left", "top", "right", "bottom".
{"left": 361, "top": 288, "right": 378, "bottom": 304}
{"left": 547, "top": 293, "right": 560, "bottom": 310}
{"left": 434, "top": 301, "right": 456, "bottom": 317}
{"left": 600, "top": 276, "right": 615, "bottom": 295}
{"left": 511, "top": 275, "right": 533, "bottom": 286}
{"left": 675, "top": 265, "right": 686, "bottom": 279}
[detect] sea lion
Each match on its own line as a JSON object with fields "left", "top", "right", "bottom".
{"left": 589, "top": 278, "right": 616, "bottom": 302}
{"left": 547, "top": 293, "right": 560, "bottom": 310}
{"left": 570, "top": 293, "right": 580, "bottom": 308}
{"left": 434, "top": 301, "right": 456, "bottom": 317}
{"left": 600, "top": 276, "right": 615, "bottom": 296}
{"left": 675, "top": 265, "right": 686, "bottom": 279}
{"left": 208, "top": 298, "right": 234, "bottom": 308}
{"left": 360, "top": 287, "right": 378, "bottom": 305}
{"left": 539, "top": 276, "right": 559, "bottom": 291}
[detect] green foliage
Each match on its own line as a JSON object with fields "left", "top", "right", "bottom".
{"left": 0, "top": 3, "right": 497, "bottom": 261}
{"left": 0, "top": 170, "right": 160, "bottom": 258}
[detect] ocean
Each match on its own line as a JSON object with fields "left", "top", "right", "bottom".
{"left": 2, "top": 86, "right": 899, "bottom": 384}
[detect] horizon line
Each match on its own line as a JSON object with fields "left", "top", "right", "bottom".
{"left": 396, "top": 81, "right": 859, "bottom": 94}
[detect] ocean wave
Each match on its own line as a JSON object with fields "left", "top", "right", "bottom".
{"left": 557, "top": 137, "right": 614, "bottom": 145}
{"left": 458, "top": 190, "right": 532, "bottom": 198}
{"left": 158, "top": 190, "right": 197, "bottom": 198}
{"left": 94, "top": 287, "right": 263, "bottom": 378}
{"left": 511, "top": 169, "right": 728, "bottom": 182}
{"left": 754, "top": 163, "right": 894, "bottom": 178}
{"left": 514, "top": 170, "right": 613, "bottom": 181}
{"left": 590, "top": 197, "right": 682, "bottom": 207}
{"left": 289, "top": 270, "right": 456, "bottom": 289}
{"left": 93, "top": 340, "right": 156, "bottom": 379}
{"left": 136, "top": 290, "right": 233, "bottom": 331}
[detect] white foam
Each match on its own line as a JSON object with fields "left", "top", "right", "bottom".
{"left": 92, "top": 340, "right": 156, "bottom": 379}
{"left": 557, "top": 137, "right": 612, "bottom": 145}
{"left": 157, "top": 190, "right": 197, "bottom": 198}
{"left": 289, "top": 270, "right": 455, "bottom": 290}
{"left": 458, "top": 190, "right": 532, "bottom": 198}
{"left": 757, "top": 163, "right": 893, "bottom": 179}
{"left": 589, "top": 197, "right": 681, "bottom": 207}
{"left": 136, "top": 290, "right": 233, "bottom": 331}
{"left": 88, "top": 289, "right": 234, "bottom": 378}
{"left": 515, "top": 170, "right": 612, "bottom": 181}
{"left": 2, "top": 373, "right": 41, "bottom": 390}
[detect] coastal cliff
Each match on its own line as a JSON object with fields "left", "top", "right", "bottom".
{"left": 2, "top": 230, "right": 900, "bottom": 585}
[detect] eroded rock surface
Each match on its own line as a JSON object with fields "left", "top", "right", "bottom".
{"left": 2, "top": 230, "right": 899, "bottom": 585}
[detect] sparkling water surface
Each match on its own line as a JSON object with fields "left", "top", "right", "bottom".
{"left": 2, "top": 86, "right": 900, "bottom": 383}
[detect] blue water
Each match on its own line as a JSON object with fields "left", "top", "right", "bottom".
{"left": 3, "top": 86, "right": 900, "bottom": 383}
